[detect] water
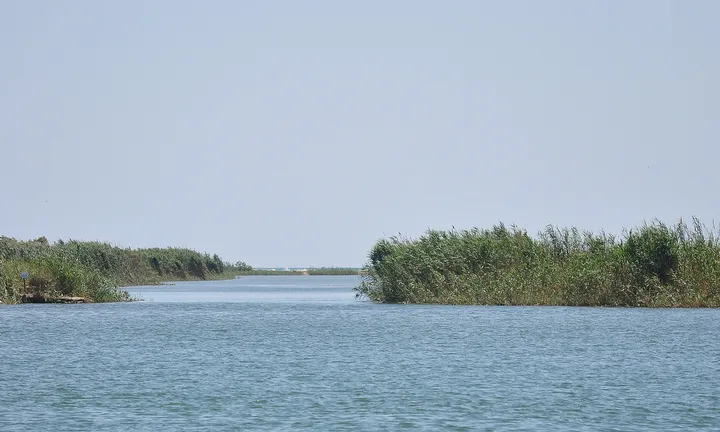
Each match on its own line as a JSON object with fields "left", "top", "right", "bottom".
{"left": 1, "top": 276, "right": 719, "bottom": 431}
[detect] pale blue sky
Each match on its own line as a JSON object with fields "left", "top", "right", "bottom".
{"left": 1, "top": 1, "right": 718, "bottom": 267}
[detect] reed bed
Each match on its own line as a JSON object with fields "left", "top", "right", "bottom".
{"left": 0, "top": 237, "right": 244, "bottom": 304}
{"left": 356, "top": 218, "right": 720, "bottom": 307}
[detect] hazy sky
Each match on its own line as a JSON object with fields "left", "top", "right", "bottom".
{"left": 1, "top": 1, "right": 718, "bottom": 267}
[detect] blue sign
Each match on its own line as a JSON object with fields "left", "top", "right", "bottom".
{"left": 20, "top": 272, "right": 29, "bottom": 279}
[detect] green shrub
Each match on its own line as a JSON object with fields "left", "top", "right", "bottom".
{"left": 623, "top": 223, "right": 678, "bottom": 285}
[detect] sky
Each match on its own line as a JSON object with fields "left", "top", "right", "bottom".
{"left": 1, "top": 1, "right": 718, "bottom": 267}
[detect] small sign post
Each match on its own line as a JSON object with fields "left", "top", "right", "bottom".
{"left": 20, "top": 272, "right": 29, "bottom": 291}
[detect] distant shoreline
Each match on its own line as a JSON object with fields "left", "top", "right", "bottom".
{"left": 234, "top": 268, "right": 361, "bottom": 276}
{"left": 0, "top": 236, "right": 360, "bottom": 305}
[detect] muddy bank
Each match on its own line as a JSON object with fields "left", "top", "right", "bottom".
{"left": 20, "top": 293, "right": 87, "bottom": 304}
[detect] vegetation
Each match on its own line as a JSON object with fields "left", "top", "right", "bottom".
{"left": 356, "top": 218, "right": 720, "bottom": 307}
{"left": 308, "top": 267, "right": 360, "bottom": 276}
{"left": 234, "top": 267, "right": 360, "bottom": 276}
{"left": 0, "top": 237, "right": 250, "bottom": 304}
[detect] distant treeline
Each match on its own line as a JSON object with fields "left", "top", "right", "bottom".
{"left": 0, "top": 237, "right": 251, "bottom": 304}
{"left": 356, "top": 218, "right": 720, "bottom": 307}
{"left": 308, "top": 267, "right": 360, "bottom": 275}
{"left": 236, "top": 267, "right": 360, "bottom": 276}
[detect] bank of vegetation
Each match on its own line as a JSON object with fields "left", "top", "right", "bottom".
{"left": 0, "top": 236, "right": 250, "bottom": 304}
{"left": 235, "top": 267, "right": 359, "bottom": 276}
{"left": 308, "top": 267, "right": 360, "bottom": 275}
{"left": 356, "top": 218, "right": 720, "bottom": 307}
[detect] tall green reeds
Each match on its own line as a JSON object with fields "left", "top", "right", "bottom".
{"left": 0, "top": 236, "right": 247, "bottom": 304}
{"left": 356, "top": 218, "right": 720, "bottom": 307}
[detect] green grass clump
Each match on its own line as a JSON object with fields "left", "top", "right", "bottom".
{"left": 356, "top": 218, "right": 720, "bottom": 307}
{"left": 0, "top": 255, "right": 129, "bottom": 304}
{"left": 0, "top": 237, "right": 250, "bottom": 304}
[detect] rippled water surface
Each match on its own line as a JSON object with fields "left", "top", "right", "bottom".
{"left": 2, "top": 276, "right": 719, "bottom": 431}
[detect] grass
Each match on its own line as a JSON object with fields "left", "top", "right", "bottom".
{"left": 355, "top": 218, "right": 720, "bottom": 307}
{"left": 0, "top": 256, "right": 131, "bottom": 304}
{"left": 0, "top": 237, "right": 250, "bottom": 304}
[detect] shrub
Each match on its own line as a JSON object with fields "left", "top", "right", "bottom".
{"left": 622, "top": 223, "right": 678, "bottom": 285}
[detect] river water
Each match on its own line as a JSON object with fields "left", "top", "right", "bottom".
{"left": 1, "top": 276, "right": 719, "bottom": 431}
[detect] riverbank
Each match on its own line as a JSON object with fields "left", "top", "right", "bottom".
{"left": 0, "top": 237, "right": 250, "bottom": 304}
{"left": 356, "top": 218, "right": 720, "bottom": 307}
